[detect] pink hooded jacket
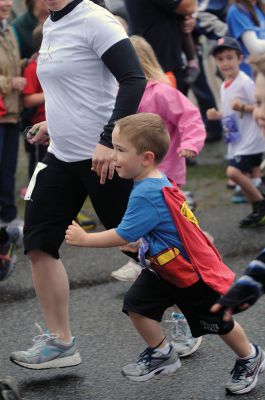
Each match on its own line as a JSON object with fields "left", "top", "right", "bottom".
{"left": 138, "top": 81, "right": 206, "bottom": 185}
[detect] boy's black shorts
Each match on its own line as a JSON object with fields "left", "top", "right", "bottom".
{"left": 228, "top": 153, "right": 263, "bottom": 173}
{"left": 23, "top": 153, "right": 133, "bottom": 259}
{"left": 123, "top": 268, "right": 234, "bottom": 338}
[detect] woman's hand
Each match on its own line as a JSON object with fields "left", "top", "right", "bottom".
{"left": 12, "top": 77, "right": 27, "bottom": 91}
{"left": 92, "top": 143, "right": 115, "bottom": 184}
{"left": 26, "top": 121, "right": 50, "bottom": 145}
{"left": 65, "top": 220, "right": 88, "bottom": 246}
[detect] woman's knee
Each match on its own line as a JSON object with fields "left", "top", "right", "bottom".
{"left": 27, "top": 249, "right": 54, "bottom": 264}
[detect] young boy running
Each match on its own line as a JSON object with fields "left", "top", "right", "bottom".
{"left": 207, "top": 37, "right": 265, "bottom": 228}
{"left": 212, "top": 54, "right": 265, "bottom": 318}
{"left": 65, "top": 113, "right": 265, "bottom": 395}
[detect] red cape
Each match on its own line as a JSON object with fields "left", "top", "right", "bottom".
{"left": 161, "top": 181, "right": 235, "bottom": 294}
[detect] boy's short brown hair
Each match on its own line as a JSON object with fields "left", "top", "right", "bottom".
{"left": 115, "top": 113, "right": 169, "bottom": 164}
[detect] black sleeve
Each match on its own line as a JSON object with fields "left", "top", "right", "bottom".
{"left": 151, "top": 0, "right": 182, "bottom": 12}
{"left": 99, "top": 38, "right": 147, "bottom": 148}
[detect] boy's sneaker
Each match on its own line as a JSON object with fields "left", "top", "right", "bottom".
{"left": 10, "top": 330, "right": 81, "bottom": 370}
{"left": 110, "top": 260, "right": 142, "bottom": 282}
{"left": 122, "top": 344, "right": 181, "bottom": 382}
{"left": 225, "top": 344, "right": 265, "bottom": 395}
{"left": 76, "top": 211, "right": 97, "bottom": 231}
{"left": 0, "top": 377, "right": 22, "bottom": 400}
{"left": 166, "top": 312, "right": 202, "bottom": 357}
{"left": 231, "top": 192, "right": 247, "bottom": 204}
{"left": 0, "top": 226, "right": 22, "bottom": 282}
{"left": 239, "top": 200, "right": 265, "bottom": 228}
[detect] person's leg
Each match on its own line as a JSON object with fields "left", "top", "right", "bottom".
{"left": 0, "top": 124, "right": 5, "bottom": 218}
{"left": 221, "top": 321, "right": 265, "bottom": 395}
{"left": 29, "top": 250, "right": 72, "bottom": 341}
{"left": 227, "top": 166, "right": 263, "bottom": 203}
{"left": 221, "top": 320, "right": 251, "bottom": 357}
{"left": 121, "top": 269, "right": 181, "bottom": 381}
{"left": 0, "top": 225, "right": 23, "bottom": 281}
{"left": 128, "top": 312, "right": 166, "bottom": 348}
{"left": 0, "top": 123, "right": 19, "bottom": 222}
{"left": 23, "top": 156, "right": 87, "bottom": 338}
{"left": 10, "top": 155, "right": 87, "bottom": 369}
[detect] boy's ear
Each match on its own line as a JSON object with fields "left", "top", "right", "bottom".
{"left": 142, "top": 151, "right": 155, "bottom": 165}
{"left": 239, "top": 54, "right": 243, "bottom": 63}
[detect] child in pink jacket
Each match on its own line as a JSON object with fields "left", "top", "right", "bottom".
{"left": 132, "top": 35, "right": 206, "bottom": 186}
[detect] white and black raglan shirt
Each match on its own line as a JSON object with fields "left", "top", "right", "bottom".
{"left": 37, "top": 0, "right": 146, "bottom": 162}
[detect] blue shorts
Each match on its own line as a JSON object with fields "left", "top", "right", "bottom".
{"left": 228, "top": 153, "right": 263, "bottom": 173}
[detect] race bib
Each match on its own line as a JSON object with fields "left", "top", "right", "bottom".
{"left": 222, "top": 114, "right": 241, "bottom": 144}
{"left": 24, "top": 162, "right": 47, "bottom": 201}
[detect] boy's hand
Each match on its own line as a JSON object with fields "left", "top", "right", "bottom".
{"left": 206, "top": 108, "right": 221, "bottom": 120}
{"left": 232, "top": 98, "right": 243, "bottom": 112}
{"left": 65, "top": 220, "right": 88, "bottom": 246}
{"left": 179, "top": 149, "right": 196, "bottom": 158}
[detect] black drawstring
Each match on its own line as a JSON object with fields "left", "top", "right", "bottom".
{"left": 152, "top": 336, "right": 167, "bottom": 350}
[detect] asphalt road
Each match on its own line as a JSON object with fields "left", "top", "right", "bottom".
{"left": 1, "top": 142, "right": 265, "bottom": 400}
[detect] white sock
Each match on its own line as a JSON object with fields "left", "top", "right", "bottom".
{"left": 251, "top": 178, "right": 262, "bottom": 187}
{"left": 56, "top": 337, "right": 73, "bottom": 346}
{"left": 239, "top": 344, "right": 256, "bottom": 360}
{"left": 156, "top": 342, "right": 170, "bottom": 355}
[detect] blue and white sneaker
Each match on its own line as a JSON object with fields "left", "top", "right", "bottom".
{"left": 226, "top": 344, "right": 265, "bottom": 394}
{"left": 10, "top": 326, "right": 81, "bottom": 370}
{"left": 122, "top": 344, "right": 181, "bottom": 382}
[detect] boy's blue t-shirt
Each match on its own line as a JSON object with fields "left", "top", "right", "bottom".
{"left": 227, "top": 4, "right": 265, "bottom": 77}
{"left": 115, "top": 175, "right": 189, "bottom": 261}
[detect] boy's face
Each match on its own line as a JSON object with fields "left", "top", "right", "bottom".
{"left": 215, "top": 49, "right": 242, "bottom": 80}
{"left": 112, "top": 126, "right": 151, "bottom": 180}
{"left": 253, "top": 72, "right": 265, "bottom": 136}
{"left": 0, "top": 0, "right": 12, "bottom": 21}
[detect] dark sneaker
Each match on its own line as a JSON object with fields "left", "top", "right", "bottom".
{"left": 226, "top": 344, "right": 265, "bottom": 395}
{"left": 0, "top": 377, "right": 21, "bottom": 400}
{"left": 75, "top": 211, "right": 97, "bottom": 231}
{"left": 122, "top": 344, "right": 181, "bottom": 382}
{"left": 10, "top": 330, "right": 81, "bottom": 370}
{"left": 0, "top": 226, "right": 22, "bottom": 281}
{"left": 239, "top": 200, "right": 265, "bottom": 228}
